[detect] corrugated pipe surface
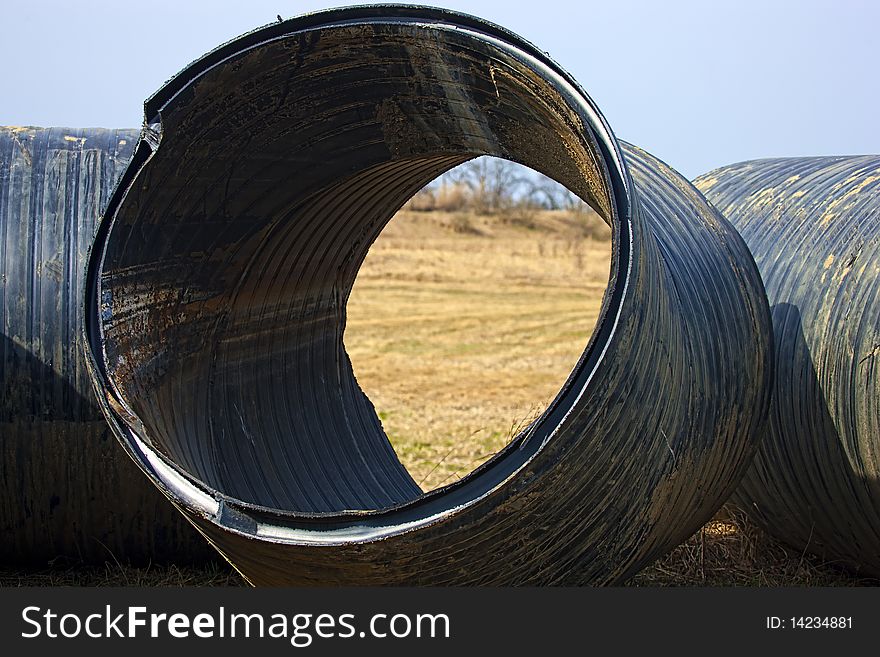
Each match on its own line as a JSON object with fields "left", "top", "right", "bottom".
{"left": 696, "top": 156, "right": 880, "bottom": 575}
{"left": 0, "top": 127, "right": 215, "bottom": 564}
{"left": 83, "top": 6, "right": 772, "bottom": 584}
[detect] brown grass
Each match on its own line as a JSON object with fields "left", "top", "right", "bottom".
{"left": 345, "top": 208, "right": 610, "bottom": 490}
{"left": 631, "top": 505, "right": 879, "bottom": 586}
{"left": 0, "top": 562, "right": 245, "bottom": 587}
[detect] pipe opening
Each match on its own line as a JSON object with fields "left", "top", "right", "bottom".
{"left": 346, "top": 157, "right": 611, "bottom": 492}
{"left": 92, "top": 18, "right": 618, "bottom": 515}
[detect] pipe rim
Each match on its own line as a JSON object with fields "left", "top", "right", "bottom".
{"left": 82, "top": 5, "right": 635, "bottom": 544}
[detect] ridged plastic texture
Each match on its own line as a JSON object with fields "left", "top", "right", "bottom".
{"left": 84, "top": 6, "right": 771, "bottom": 584}
{"left": 696, "top": 156, "right": 880, "bottom": 575}
{"left": 0, "top": 127, "right": 213, "bottom": 564}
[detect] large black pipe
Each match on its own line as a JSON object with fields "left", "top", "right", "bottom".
{"left": 0, "top": 127, "right": 214, "bottom": 564}
{"left": 696, "top": 156, "right": 880, "bottom": 575}
{"left": 84, "top": 6, "right": 771, "bottom": 584}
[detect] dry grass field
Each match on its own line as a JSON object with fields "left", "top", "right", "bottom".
{"left": 346, "top": 208, "right": 609, "bottom": 490}
{"left": 3, "top": 205, "right": 875, "bottom": 586}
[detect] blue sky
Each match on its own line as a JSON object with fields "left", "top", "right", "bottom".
{"left": 1, "top": 0, "right": 875, "bottom": 178}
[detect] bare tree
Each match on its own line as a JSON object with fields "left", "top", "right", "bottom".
{"left": 446, "top": 157, "right": 529, "bottom": 214}
{"left": 404, "top": 156, "right": 596, "bottom": 217}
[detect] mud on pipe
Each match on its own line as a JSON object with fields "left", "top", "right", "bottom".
{"left": 84, "top": 6, "right": 772, "bottom": 585}
{"left": 696, "top": 156, "right": 880, "bottom": 576}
